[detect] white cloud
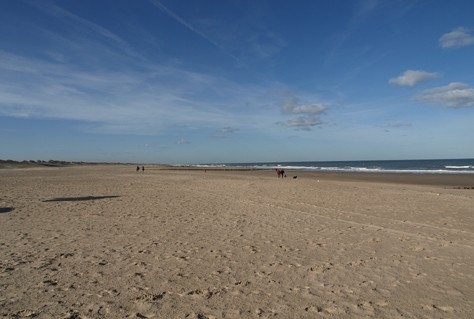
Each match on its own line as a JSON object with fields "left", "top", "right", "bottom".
{"left": 279, "top": 94, "right": 327, "bottom": 131}
{"left": 416, "top": 82, "right": 474, "bottom": 108}
{"left": 389, "top": 70, "right": 438, "bottom": 87}
{"left": 439, "top": 27, "right": 474, "bottom": 48}
{"left": 281, "top": 95, "right": 327, "bottom": 115}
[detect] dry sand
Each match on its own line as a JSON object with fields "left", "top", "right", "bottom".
{"left": 1, "top": 165, "right": 473, "bottom": 318}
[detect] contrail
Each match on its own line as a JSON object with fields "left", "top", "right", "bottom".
{"left": 149, "top": 0, "right": 242, "bottom": 63}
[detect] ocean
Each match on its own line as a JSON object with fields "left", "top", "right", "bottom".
{"left": 195, "top": 159, "right": 474, "bottom": 174}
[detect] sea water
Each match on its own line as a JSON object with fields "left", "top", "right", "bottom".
{"left": 196, "top": 159, "right": 474, "bottom": 174}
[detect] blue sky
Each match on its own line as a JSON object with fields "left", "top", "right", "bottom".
{"left": 1, "top": 0, "right": 473, "bottom": 164}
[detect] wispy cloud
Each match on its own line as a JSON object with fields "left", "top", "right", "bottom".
{"left": 0, "top": 50, "right": 262, "bottom": 134}
{"left": 149, "top": 0, "right": 241, "bottom": 62}
{"left": 389, "top": 70, "right": 439, "bottom": 87}
{"left": 277, "top": 116, "right": 323, "bottom": 131}
{"left": 439, "top": 27, "right": 474, "bottom": 48}
{"left": 416, "top": 82, "right": 474, "bottom": 108}
{"left": 0, "top": 0, "right": 282, "bottom": 135}
{"left": 383, "top": 122, "right": 412, "bottom": 132}
{"left": 248, "top": 31, "right": 286, "bottom": 59}
{"left": 32, "top": 1, "right": 142, "bottom": 64}
{"left": 41, "top": 2, "right": 128, "bottom": 47}
{"left": 177, "top": 138, "right": 191, "bottom": 144}
{"left": 0, "top": 1, "right": 325, "bottom": 139}
{"left": 388, "top": 122, "right": 412, "bottom": 129}
{"left": 325, "top": 0, "right": 381, "bottom": 64}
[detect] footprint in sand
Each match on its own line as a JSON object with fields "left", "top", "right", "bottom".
{"left": 243, "top": 245, "right": 259, "bottom": 254}
{"left": 437, "top": 305, "right": 455, "bottom": 312}
{"left": 15, "top": 309, "right": 39, "bottom": 318}
{"left": 304, "top": 305, "right": 323, "bottom": 313}
{"left": 353, "top": 301, "right": 375, "bottom": 315}
{"left": 132, "top": 293, "right": 166, "bottom": 318}
{"left": 375, "top": 300, "right": 389, "bottom": 307}
{"left": 100, "top": 288, "right": 120, "bottom": 297}
{"left": 308, "top": 262, "right": 333, "bottom": 273}
{"left": 423, "top": 304, "right": 454, "bottom": 312}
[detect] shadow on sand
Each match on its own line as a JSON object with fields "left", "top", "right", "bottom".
{"left": 0, "top": 207, "right": 14, "bottom": 213}
{"left": 43, "top": 196, "right": 121, "bottom": 202}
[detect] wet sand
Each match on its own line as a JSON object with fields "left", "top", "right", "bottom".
{"left": 1, "top": 165, "right": 473, "bottom": 318}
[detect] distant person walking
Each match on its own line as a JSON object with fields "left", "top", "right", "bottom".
{"left": 136, "top": 166, "right": 140, "bottom": 172}
{"left": 142, "top": 166, "right": 145, "bottom": 172}
{"left": 276, "top": 169, "right": 281, "bottom": 178}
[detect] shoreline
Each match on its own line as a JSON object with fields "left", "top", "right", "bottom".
{"left": 154, "top": 166, "right": 474, "bottom": 188}
{"left": 1, "top": 163, "right": 473, "bottom": 188}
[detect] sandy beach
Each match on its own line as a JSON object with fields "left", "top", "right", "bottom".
{"left": 1, "top": 165, "right": 473, "bottom": 318}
